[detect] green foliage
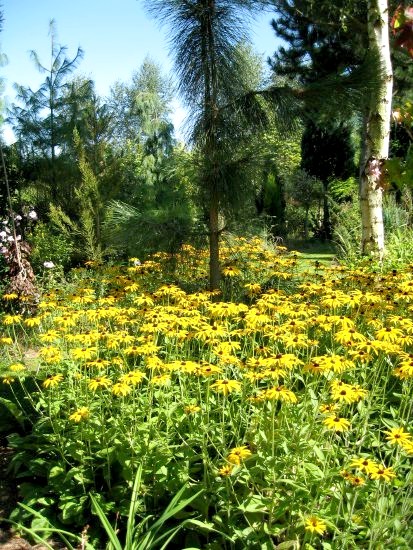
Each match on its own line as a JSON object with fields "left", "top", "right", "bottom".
{"left": 1, "top": 241, "right": 413, "bottom": 547}
{"left": 91, "top": 467, "right": 205, "bottom": 550}
{"left": 28, "top": 223, "right": 73, "bottom": 273}
{"left": 386, "top": 227, "right": 413, "bottom": 266}
{"left": 104, "top": 197, "right": 193, "bottom": 259}
{"left": 285, "top": 169, "right": 323, "bottom": 239}
{"left": 9, "top": 20, "right": 84, "bottom": 201}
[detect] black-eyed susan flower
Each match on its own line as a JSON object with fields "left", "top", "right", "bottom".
{"left": 119, "top": 370, "right": 146, "bottom": 385}
{"left": 227, "top": 445, "right": 252, "bottom": 465}
{"left": 196, "top": 363, "right": 222, "bottom": 377}
{"left": 375, "top": 326, "right": 404, "bottom": 343}
{"left": 88, "top": 376, "right": 112, "bottom": 391}
{"left": 384, "top": 426, "right": 412, "bottom": 446}
{"left": 210, "top": 379, "right": 241, "bottom": 396}
{"left": 39, "top": 331, "right": 61, "bottom": 343}
{"left": 218, "top": 465, "right": 233, "bottom": 477}
{"left": 3, "top": 314, "right": 22, "bottom": 325}
{"left": 323, "top": 415, "right": 350, "bottom": 432}
{"left": 2, "top": 293, "right": 18, "bottom": 301}
{"left": 261, "top": 385, "right": 298, "bottom": 403}
{"left": 184, "top": 404, "right": 201, "bottom": 414}
{"left": 222, "top": 265, "right": 241, "bottom": 277}
{"left": 321, "top": 291, "right": 347, "bottom": 309}
{"left": 112, "top": 382, "right": 132, "bottom": 397}
{"left": 69, "top": 406, "right": 89, "bottom": 422}
{"left": 401, "top": 439, "right": 413, "bottom": 454}
{"left": 369, "top": 465, "right": 396, "bottom": 482}
{"left": 319, "top": 403, "right": 338, "bottom": 414}
{"left": 150, "top": 374, "right": 171, "bottom": 386}
{"left": 71, "top": 347, "right": 97, "bottom": 361}
{"left": 43, "top": 373, "right": 64, "bottom": 388}
{"left": 24, "top": 316, "right": 42, "bottom": 328}
{"left": 335, "top": 327, "right": 367, "bottom": 345}
{"left": 304, "top": 516, "right": 327, "bottom": 535}
{"left": 331, "top": 383, "right": 353, "bottom": 402}
{"left": 244, "top": 282, "right": 261, "bottom": 295}
{"left": 349, "top": 457, "right": 379, "bottom": 474}
{"left": 9, "top": 363, "right": 25, "bottom": 372}
{"left": 350, "top": 475, "right": 366, "bottom": 487}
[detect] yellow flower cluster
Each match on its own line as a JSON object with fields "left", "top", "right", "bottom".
{"left": 2, "top": 237, "right": 412, "bottom": 525}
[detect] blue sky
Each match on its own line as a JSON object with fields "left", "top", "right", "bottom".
{"left": 1, "top": 0, "right": 281, "bottom": 142}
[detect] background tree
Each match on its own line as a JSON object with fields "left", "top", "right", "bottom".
{"left": 301, "top": 121, "right": 355, "bottom": 239}
{"left": 269, "top": 0, "right": 361, "bottom": 240}
{"left": 108, "top": 57, "right": 173, "bottom": 150}
{"left": 144, "top": 0, "right": 273, "bottom": 290}
{"left": 359, "top": 0, "right": 393, "bottom": 258}
{"left": 9, "top": 20, "right": 84, "bottom": 202}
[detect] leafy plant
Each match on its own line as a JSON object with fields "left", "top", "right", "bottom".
{"left": 91, "top": 465, "right": 205, "bottom": 550}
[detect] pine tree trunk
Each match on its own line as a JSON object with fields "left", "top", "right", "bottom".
{"left": 360, "top": 0, "right": 393, "bottom": 259}
{"left": 209, "top": 189, "right": 220, "bottom": 291}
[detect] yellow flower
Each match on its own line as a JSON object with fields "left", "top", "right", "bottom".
{"left": 2, "top": 293, "right": 18, "bottom": 301}
{"left": 0, "top": 336, "right": 13, "bottom": 345}
{"left": 261, "top": 385, "right": 298, "bottom": 403}
{"left": 210, "top": 379, "right": 241, "bottom": 396}
{"left": 196, "top": 363, "right": 223, "bottom": 377}
{"left": 401, "top": 439, "right": 413, "bottom": 454}
{"left": 2, "top": 376, "right": 15, "bottom": 384}
{"left": 319, "top": 403, "right": 338, "bottom": 414}
{"left": 88, "top": 376, "right": 112, "bottom": 391}
{"left": 323, "top": 415, "right": 350, "bottom": 432}
{"left": 3, "top": 314, "right": 22, "bottom": 325}
{"left": 39, "top": 331, "right": 61, "bottom": 343}
{"left": 40, "top": 346, "right": 62, "bottom": 360}
{"left": 335, "top": 327, "right": 366, "bottom": 345}
{"left": 71, "top": 347, "right": 97, "bottom": 361}
{"left": 218, "top": 465, "right": 233, "bottom": 477}
{"left": 375, "top": 326, "right": 404, "bottom": 343}
{"left": 321, "top": 291, "right": 347, "bottom": 309}
{"left": 24, "top": 316, "right": 42, "bottom": 328}
{"left": 150, "top": 374, "right": 171, "bottom": 386}
{"left": 86, "top": 358, "right": 110, "bottom": 369}
{"left": 350, "top": 475, "right": 366, "bottom": 487}
{"left": 184, "top": 404, "right": 201, "bottom": 415}
{"left": 305, "top": 516, "right": 327, "bottom": 535}
{"left": 244, "top": 282, "right": 261, "bottom": 295}
{"left": 112, "top": 382, "right": 132, "bottom": 397}
{"left": 227, "top": 445, "right": 252, "bottom": 465}
{"left": 69, "top": 406, "right": 89, "bottom": 422}
{"left": 384, "top": 427, "right": 412, "bottom": 446}
{"left": 9, "top": 363, "right": 25, "bottom": 372}
{"left": 222, "top": 265, "right": 241, "bottom": 277}
{"left": 43, "top": 374, "right": 64, "bottom": 388}
{"left": 349, "top": 457, "right": 379, "bottom": 474}
{"left": 119, "top": 370, "right": 146, "bottom": 385}
{"left": 369, "top": 465, "right": 396, "bottom": 482}
{"left": 330, "top": 382, "right": 360, "bottom": 404}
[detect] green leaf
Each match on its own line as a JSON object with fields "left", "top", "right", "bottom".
{"left": 301, "top": 462, "right": 324, "bottom": 479}
{"left": 125, "top": 463, "right": 143, "bottom": 549}
{"left": 0, "top": 397, "right": 25, "bottom": 426}
{"left": 49, "top": 465, "right": 65, "bottom": 479}
{"left": 90, "top": 493, "right": 122, "bottom": 550}
{"left": 275, "top": 541, "right": 300, "bottom": 549}
{"left": 238, "top": 495, "right": 270, "bottom": 513}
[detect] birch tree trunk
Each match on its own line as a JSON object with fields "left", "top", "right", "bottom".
{"left": 360, "top": 0, "right": 393, "bottom": 259}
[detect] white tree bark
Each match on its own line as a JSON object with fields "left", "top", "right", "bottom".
{"left": 360, "top": 0, "right": 393, "bottom": 259}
